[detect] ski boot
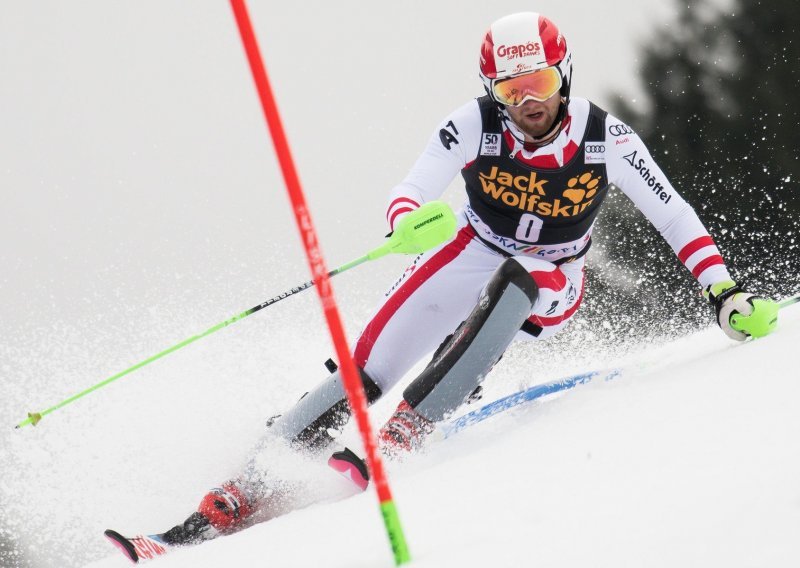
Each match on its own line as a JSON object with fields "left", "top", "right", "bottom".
{"left": 105, "top": 482, "right": 253, "bottom": 563}
{"left": 378, "top": 400, "right": 436, "bottom": 457}
{"left": 328, "top": 399, "right": 436, "bottom": 492}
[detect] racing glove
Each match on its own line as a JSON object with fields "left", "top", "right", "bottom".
{"left": 704, "top": 280, "right": 778, "bottom": 341}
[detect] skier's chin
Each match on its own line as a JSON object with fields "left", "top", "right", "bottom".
{"left": 521, "top": 113, "right": 554, "bottom": 138}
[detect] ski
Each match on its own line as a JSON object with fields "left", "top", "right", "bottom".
{"left": 104, "top": 530, "right": 173, "bottom": 564}
{"left": 439, "top": 368, "right": 622, "bottom": 438}
{"left": 431, "top": 291, "right": 797, "bottom": 439}
{"left": 106, "top": 368, "right": 623, "bottom": 561}
{"left": 330, "top": 368, "right": 623, "bottom": 493}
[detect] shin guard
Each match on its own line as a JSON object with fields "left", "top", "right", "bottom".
{"left": 403, "top": 258, "right": 538, "bottom": 423}
{"left": 272, "top": 367, "right": 382, "bottom": 451}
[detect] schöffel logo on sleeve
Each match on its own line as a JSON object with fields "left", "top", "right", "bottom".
{"left": 584, "top": 141, "right": 606, "bottom": 164}
{"left": 622, "top": 150, "right": 672, "bottom": 203}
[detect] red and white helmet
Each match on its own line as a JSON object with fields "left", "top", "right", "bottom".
{"left": 479, "top": 12, "right": 572, "bottom": 106}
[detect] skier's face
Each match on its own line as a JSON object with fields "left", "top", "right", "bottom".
{"left": 505, "top": 93, "right": 563, "bottom": 139}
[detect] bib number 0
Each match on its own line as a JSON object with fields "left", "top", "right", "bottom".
{"left": 515, "top": 213, "right": 544, "bottom": 243}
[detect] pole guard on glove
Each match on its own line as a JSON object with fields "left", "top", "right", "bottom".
{"left": 368, "top": 201, "right": 457, "bottom": 260}
{"left": 704, "top": 280, "right": 779, "bottom": 341}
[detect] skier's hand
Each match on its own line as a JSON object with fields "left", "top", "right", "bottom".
{"left": 704, "top": 280, "right": 778, "bottom": 341}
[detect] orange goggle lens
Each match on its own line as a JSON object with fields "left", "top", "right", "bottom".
{"left": 492, "top": 67, "right": 562, "bottom": 106}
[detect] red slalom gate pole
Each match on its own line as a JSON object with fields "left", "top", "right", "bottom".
{"left": 229, "top": 1, "right": 411, "bottom": 564}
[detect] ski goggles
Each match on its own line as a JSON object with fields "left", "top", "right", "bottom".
{"left": 492, "top": 67, "right": 562, "bottom": 106}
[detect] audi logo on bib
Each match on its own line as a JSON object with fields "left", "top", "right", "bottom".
{"left": 584, "top": 141, "right": 606, "bottom": 164}
{"left": 608, "top": 124, "right": 634, "bottom": 137}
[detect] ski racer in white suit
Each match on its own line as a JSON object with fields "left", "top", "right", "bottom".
{"left": 128, "top": 12, "right": 779, "bottom": 551}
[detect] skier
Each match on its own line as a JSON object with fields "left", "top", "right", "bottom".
{"left": 105, "top": 11, "right": 779, "bottom": 561}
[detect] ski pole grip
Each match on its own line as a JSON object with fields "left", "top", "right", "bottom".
{"left": 368, "top": 201, "right": 457, "bottom": 260}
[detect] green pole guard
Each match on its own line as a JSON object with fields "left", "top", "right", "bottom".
{"left": 369, "top": 201, "right": 457, "bottom": 260}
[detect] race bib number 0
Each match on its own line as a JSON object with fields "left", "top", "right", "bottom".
{"left": 515, "top": 213, "right": 543, "bottom": 243}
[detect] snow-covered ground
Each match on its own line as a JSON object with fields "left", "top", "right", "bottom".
{"left": 2, "top": 3, "right": 796, "bottom": 567}
{"left": 76, "top": 304, "right": 799, "bottom": 568}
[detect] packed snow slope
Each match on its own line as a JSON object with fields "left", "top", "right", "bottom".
{"left": 84, "top": 305, "right": 800, "bottom": 568}
{"left": 4, "top": 2, "right": 777, "bottom": 566}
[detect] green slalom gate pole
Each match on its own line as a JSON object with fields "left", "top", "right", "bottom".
{"left": 14, "top": 201, "right": 456, "bottom": 430}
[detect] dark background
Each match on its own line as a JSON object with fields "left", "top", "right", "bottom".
{"left": 582, "top": 0, "right": 799, "bottom": 342}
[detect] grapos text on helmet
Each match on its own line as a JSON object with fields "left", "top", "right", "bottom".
{"left": 497, "top": 43, "right": 541, "bottom": 59}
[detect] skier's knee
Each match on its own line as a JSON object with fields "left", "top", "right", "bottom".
{"left": 485, "top": 257, "right": 540, "bottom": 304}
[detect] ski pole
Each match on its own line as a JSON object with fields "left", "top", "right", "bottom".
{"left": 14, "top": 201, "right": 456, "bottom": 430}
{"left": 779, "top": 293, "right": 800, "bottom": 309}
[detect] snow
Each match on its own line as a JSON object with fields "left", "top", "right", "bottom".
{"left": 1, "top": 3, "right": 797, "bottom": 567}
{"left": 76, "top": 306, "right": 799, "bottom": 568}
